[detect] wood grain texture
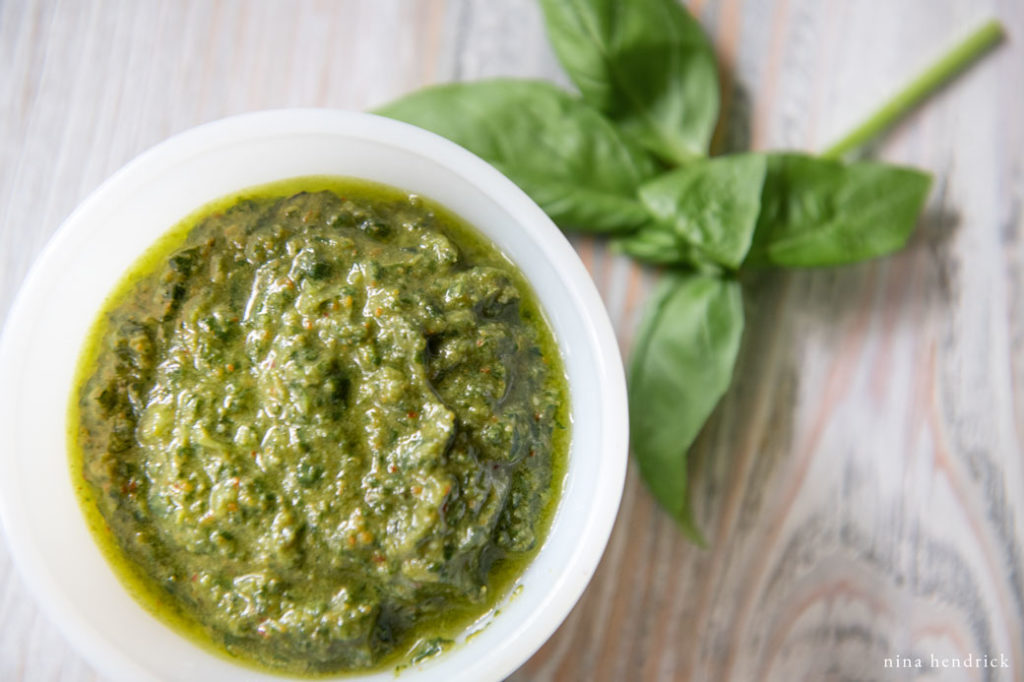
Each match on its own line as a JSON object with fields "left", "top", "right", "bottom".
{"left": 0, "top": 1, "right": 1021, "bottom": 680}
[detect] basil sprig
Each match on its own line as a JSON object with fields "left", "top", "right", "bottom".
{"left": 377, "top": 1, "right": 1001, "bottom": 541}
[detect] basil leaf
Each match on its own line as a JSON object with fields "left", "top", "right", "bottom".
{"left": 375, "top": 79, "right": 658, "bottom": 233}
{"left": 746, "top": 153, "right": 932, "bottom": 268}
{"left": 638, "top": 154, "right": 767, "bottom": 269}
{"left": 538, "top": 0, "right": 720, "bottom": 163}
{"left": 612, "top": 223, "right": 692, "bottom": 265}
{"left": 611, "top": 223, "right": 715, "bottom": 270}
{"left": 629, "top": 273, "right": 744, "bottom": 541}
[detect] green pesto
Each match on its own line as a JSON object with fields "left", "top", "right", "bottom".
{"left": 69, "top": 177, "right": 569, "bottom": 675}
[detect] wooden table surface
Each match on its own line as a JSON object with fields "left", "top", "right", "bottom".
{"left": 2, "top": 1, "right": 1022, "bottom": 680}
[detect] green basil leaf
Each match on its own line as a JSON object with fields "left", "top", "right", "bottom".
{"left": 612, "top": 223, "right": 691, "bottom": 265}
{"left": 538, "top": 0, "right": 720, "bottom": 163}
{"left": 746, "top": 153, "right": 932, "bottom": 268}
{"left": 628, "top": 273, "right": 744, "bottom": 542}
{"left": 638, "top": 154, "right": 767, "bottom": 269}
{"left": 375, "top": 79, "right": 658, "bottom": 233}
{"left": 610, "top": 222, "right": 714, "bottom": 270}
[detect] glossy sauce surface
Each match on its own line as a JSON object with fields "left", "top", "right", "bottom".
{"left": 71, "top": 178, "right": 569, "bottom": 674}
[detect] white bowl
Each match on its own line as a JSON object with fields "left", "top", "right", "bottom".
{"left": 0, "top": 110, "right": 627, "bottom": 681}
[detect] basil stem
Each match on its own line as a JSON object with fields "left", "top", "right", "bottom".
{"left": 822, "top": 19, "right": 1004, "bottom": 160}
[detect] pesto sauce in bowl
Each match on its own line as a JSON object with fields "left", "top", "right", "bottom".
{"left": 70, "top": 177, "right": 569, "bottom": 675}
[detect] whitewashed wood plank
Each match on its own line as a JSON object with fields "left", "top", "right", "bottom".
{"left": 1, "top": 1, "right": 1022, "bottom": 681}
